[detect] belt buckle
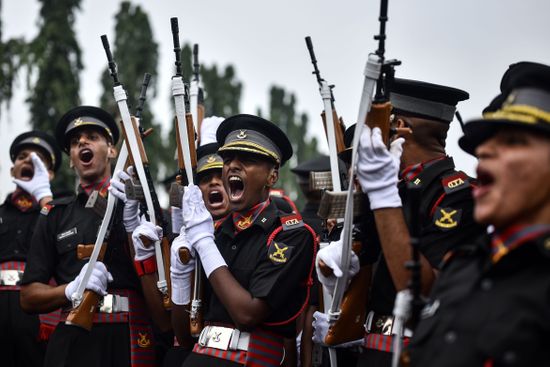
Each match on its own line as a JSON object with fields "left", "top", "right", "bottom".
{"left": 98, "top": 294, "right": 129, "bottom": 313}
{"left": 0, "top": 270, "right": 23, "bottom": 286}
{"left": 367, "top": 312, "right": 394, "bottom": 336}
{"left": 205, "top": 326, "right": 233, "bottom": 351}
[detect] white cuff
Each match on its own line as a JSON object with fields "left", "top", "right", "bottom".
{"left": 195, "top": 236, "right": 226, "bottom": 278}
{"left": 368, "top": 185, "right": 402, "bottom": 210}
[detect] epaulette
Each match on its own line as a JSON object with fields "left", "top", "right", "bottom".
{"left": 441, "top": 171, "right": 471, "bottom": 194}
{"left": 40, "top": 196, "right": 74, "bottom": 216}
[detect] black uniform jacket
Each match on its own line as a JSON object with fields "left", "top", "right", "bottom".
{"left": 205, "top": 200, "right": 315, "bottom": 338}
{"left": 409, "top": 231, "right": 550, "bottom": 367}
{"left": 0, "top": 193, "right": 40, "bottom": 263}
{"left": 368, "top": 157, "right": 485, "bottom": 315}
{"left": 21, "top": 190, "right": 139, "bottom": 290}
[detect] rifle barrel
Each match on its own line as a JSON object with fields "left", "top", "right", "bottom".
{"left": 193, "top": 44, "right": 200, "bottom": 81}
{"left": 304, "top": 36, "right": 323, "bottom": 86}
{"left": 101, "top": 35, "right": 120, "bottom": 86}
{"left": 170, "top": 17, "right": 182, "bottom": 76}
{"left": 135, "top": 73, "right": 152, "bottom": 120}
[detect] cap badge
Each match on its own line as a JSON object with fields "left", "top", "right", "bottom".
{"left": 73, "top": 117, "right": 84, "bottom": 126}
{"left": 237, "top": 130, "right": 247, "bottom": 139}
{"left": 32, "top": 137, "right": 41, "bottom": 144}
{"left": 505, "top": 92, "right": 516, "bottom": 106}
{"left": 207, "top": 155, "right": 216, "bottom": 163}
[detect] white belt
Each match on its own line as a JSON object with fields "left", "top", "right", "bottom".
{"left": 198, "top": 325, "right": 251, "bottom": 351}
{"left": 365, "top": 310, "right": 413, "bottom": 338}
{"left": 98, "top": 294, "right": 129, "bottom": 313}
{"left": 0, "top": 270, "right": 23, "bottom": 286}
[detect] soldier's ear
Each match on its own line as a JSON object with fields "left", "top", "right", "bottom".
{"left": 266, "top": 166, "right": 279, "bottom": 188}
{"left": 69, "top": 159, "right": 74, "bottom": 169}
{"left": 107, "top": 144, "right": 117, "bottom": 159}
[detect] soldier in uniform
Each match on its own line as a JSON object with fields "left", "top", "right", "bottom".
{"left": 316, "top": 79, "right": 486, "bottom": 367}
{"left": 164, "top": 114, "right": 316, "bottom": 366}
{"left": 1, "top": 131, "right": 61, "bottom": 367}
{"left": 20, "top": 106, "right": 156, "bottom": 367}
{"left": 408, "top": 62, "right": 550, "bottom": 366}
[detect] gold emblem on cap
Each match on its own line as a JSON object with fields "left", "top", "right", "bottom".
{"left": 32, "top": 137, "right": 41, "bottom": 143}
{"left": 73, "top": 117, "right": 84, "bottom": 126}
{"left": 207, "top": 155, "right": 216, "bottom": 163}
{"left": 237, "top": 130, "right": 247, "bottom": 139}
{"left": 505, "top": 92, "right": 516, "bottom": 106}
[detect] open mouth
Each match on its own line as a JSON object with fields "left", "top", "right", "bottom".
{"left": 79, "top": 148, "right": 94, "bottom": 164}
{"left": 20, "top": 166, "right": 34, "bottom": 180}
{"left": 228, "top": 175, "right": 245, "bottom": 201}
{"left": 473, "top": 167, "right": 495, "bottom": 199}
{"left": 208, "top": 190, "right": 224, "bottom": 205}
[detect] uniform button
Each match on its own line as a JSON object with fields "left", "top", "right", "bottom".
{"left": 17, "top": 229, "right": 22, "bottom": 234}
{"left": 503, "top": 351, "right": 517, "bottom": 364}
{"left": 444, "top": 331, "right": 457, "bottom": 344}
{"left": 14, "top": 249, "right": 19, "bottom": 254}
{"left": 544, "top": 238, "right": 550, "bottom": 250}
{"left": 480, "top": 279, "right": 492, "bottom": 291}
{"left": 231, "top": 245, "right": 237, "bottom": 250}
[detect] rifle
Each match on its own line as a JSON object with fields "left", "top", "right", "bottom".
{"left": 169, "top": 17, "right": 204, "bottom": 338}
{"left": 100, "top": 35, "right": 170, "bottom": 306}
{"left": 326, "top": 0, "right": 399, "bottom": 340}
{"left": 190, "top": 44, "right": 205, "bottom": 144}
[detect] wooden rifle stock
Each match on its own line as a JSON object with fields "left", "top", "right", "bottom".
{"left": 321, "top": 110, "right": 346, "bottom": 154}
{"left": 65, "top": 243, "right": 107, "bottom": 331}
{"left": 324, "top": 240, "right": 371, "bottom": 346}
{"left": 366, "top": 101, "right": 392, "bottom": 146}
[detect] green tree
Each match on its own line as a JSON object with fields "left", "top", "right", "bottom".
{"left": 99, "top": 1, "right": 168, "bottom": 181}
{"left": 267, "top": 85, "right": 320, "bottom": 207}
{"left": 26, "top": 0, "right": 82, "bottom": 192}
{"left": 0, "top": 0, "right": 26, "bottom": 115}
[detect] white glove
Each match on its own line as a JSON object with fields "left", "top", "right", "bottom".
{"left": 316, "top": 239, "right": 360, "bottom": 293}
{"left": 171, "top": 206, "right": 183, "bottom": 235}
{"left": 12, "top": 152, "right": 52, "bottom": 202}
{"left": 109, "top": 168, "right": 140, "bottom": 233}
{"left": 312, "top": 311, "right": 364, "bottom": 348}
{"left": 64, "top": 261, "right": 113, "bottom": 301}
{"left": 357, "top": 126, "right": 405, "bottom": 210}
{"left": 170, "top": 231, "right": 195, "bottom": 305}
{"left": 131, "top": 221, "right": 160, "bottom": 261}
{"left": 181, "top": 185, "right": 225, "bottom": 278}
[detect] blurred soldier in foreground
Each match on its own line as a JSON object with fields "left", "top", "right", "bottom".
{"left": 409, "top": 62, "right": 550, "bottom": 366}
{"left": 1, "top": 131, "right": 60, "bottom": 367}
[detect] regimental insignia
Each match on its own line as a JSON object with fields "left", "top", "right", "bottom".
{"left": 413, "top": 178, "right": 421, "bottom": 186}
{"left": 73, "top": 117, "right": 84, "bottom": 126}
{"left": 268, "top": 241, "right": 293, "bottom": 265}
{"left": 137, "top": 332, "right": 151, "bottom": 348}
{"left": 236, "top": 215, "right": 253, "bottom": 230}
{"left": 32, "top": 137, "right": 41, "bottom": 144}
{"left": 15, "top": 196, "right": 33, "bottom": 210}
{"left": 237, "top": 130, "right": 247, "bottom": 139}
{"left": 442, "top": 172, "right": 470, "bottom": 194}
{"left": 207, "top": 155, "right": 216, "bottom": 163}
{"left": 434, "top": 207, "right": 462, "bottom": 231}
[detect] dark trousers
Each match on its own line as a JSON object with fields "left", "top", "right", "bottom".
{"left": 356, "top": 348, "right": 392, "bottom": 367}
{"left": 182, "top": 352, "right": 241, "bottom": 367}
{"left": 0, "top": 290, "right": 46, "bottom": 367}
{"left": 45, "top": 322, "right": 131, "bottom": 367}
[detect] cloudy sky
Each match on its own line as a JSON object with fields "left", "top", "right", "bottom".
{"left": 2, "top": 0, "right": 550, "bottom": 200}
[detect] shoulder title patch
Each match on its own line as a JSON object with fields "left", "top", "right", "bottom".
{"left": 268, "top": 241, "right": 293, "bottom": 265}
{"left": 40, "top": 203, "right": 53, "bottom": 216}
{"left": 433, "top": 207, "right": 462, "bottom": 231}
{"left": 280, "top": 214, "right": 304, "bottom": 231}
{"left": 441, "top": 172, "right": 470, "bottom": 194}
